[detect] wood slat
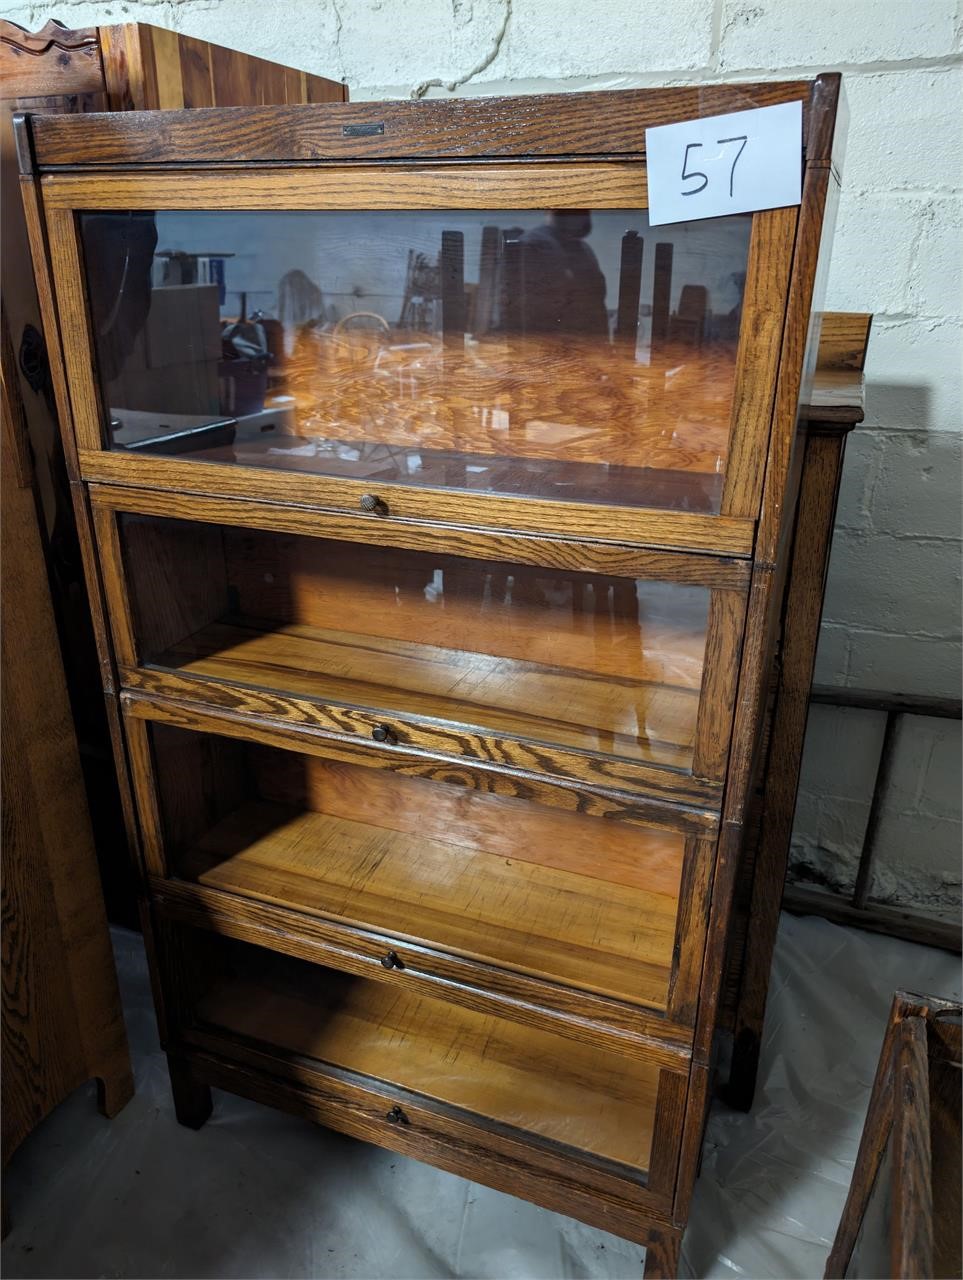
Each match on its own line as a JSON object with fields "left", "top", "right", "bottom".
{"left": 89, "top": 483, "right": 752, "bottom": 589}
{"left": 720, "top": 206, "right": 798, "bottom": 517}
{"left": 40, "top": 163, "right": 647, "bottom": 210}
{"left": 26, "top": 82, "right": 813, "bottom": 168}
{"left": 80, "top": 450, "right": 756, "bottom": 554}
{"left": 121, "top": 663, "right": 725, "bottom": 809}
{"left": 122, "top": 689, "right": 720, "bottom": 837}
{"left": 814, "top": 311, "right": 872, "bottom": 371}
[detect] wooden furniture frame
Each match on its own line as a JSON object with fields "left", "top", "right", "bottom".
{"left": 1, "top": 310, "right": 132, "bottom": 1173}
{"left": 721, "top": 311, "right": 872, "bottom": 1107}
{"left": 18, "top": 77, "right": 845, "bottom": 1274}
{"left": 826, "top": 990, "right": 961, "bottom": 1279}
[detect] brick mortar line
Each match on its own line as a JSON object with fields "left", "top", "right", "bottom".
{"left": 358, "top": 53, "right": 962, "bottom": 99}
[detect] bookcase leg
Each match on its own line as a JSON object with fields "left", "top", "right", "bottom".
{"left": 726, "top": 1027, "right": 763, "bottom": 1113}
{"left": 167, "top": 1054, "right": 212, "bottom": 1130}
{"left": 643, "top": 1225, "right": 682, "bottom": 1278}
{"left": 96, "top": 1061, "right": 135, "bottom": 1119}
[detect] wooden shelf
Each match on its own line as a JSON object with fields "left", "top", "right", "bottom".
{"left": 192, "top": 954, "right": 661, "bottom": 1172}
{"left": 155, "top": 615, "right": 700, "bottom": 770}
{"left": 179, "top": 778, "right": 683, "bottom": 1008}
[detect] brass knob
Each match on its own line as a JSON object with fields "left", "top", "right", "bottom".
{"left": 372, "top": 724, "right": 397, "bottom": 745}
{"left": 380, "top": 950, "right": 403, "bottom": 970}
{"left": 386, "top": 1105, "right": 409, "bottom": 1125}
{"left": 360, "top": 493, "right": 387, "bottom": 515}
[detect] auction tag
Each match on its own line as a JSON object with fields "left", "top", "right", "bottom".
{"left": 645, "top": 101, "right": 802, "bottom": 226}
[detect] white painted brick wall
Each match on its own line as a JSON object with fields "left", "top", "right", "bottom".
{"left": 5, "top": 0, "right": 961, "bottom": 918}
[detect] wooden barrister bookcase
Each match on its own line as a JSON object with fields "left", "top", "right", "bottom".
{"left": 17, "top": 77, "right": 845, "bottom": 1274}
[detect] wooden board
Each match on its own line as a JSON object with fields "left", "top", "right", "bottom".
{"left": 173, "top": 745, "right": 684, "bottom": 1007}
{"left": 97, "top": 24, "right": 345, "bottom": 112}
{"left": 812, "top": 311, "right": 872, "bottom": 371}
{"left": 26, "top": 82, "right": 813, "bottom": 167}
{"left": 156, "top": 616, "right": 702, "bottom": 770}
{"left": 1, "top": 313, "right": 132, "bottom": 1164}
{"left": 192, "top": 951, "right": 662, "bottom": 1171}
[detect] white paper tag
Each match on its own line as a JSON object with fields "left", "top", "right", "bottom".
{"left": 645, "top": 101, "right": 802, "bottom": 227}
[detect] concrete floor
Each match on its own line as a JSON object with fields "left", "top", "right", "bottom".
{"left": 3, "top": 913, "right": 959, "bottom": 1279}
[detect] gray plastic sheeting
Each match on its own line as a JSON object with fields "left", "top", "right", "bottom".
{"left": 3, "top": 914, "right": 959, "bottom": 1279}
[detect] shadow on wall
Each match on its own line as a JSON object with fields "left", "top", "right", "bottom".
{"left": 789, "top": 379, "right": 963, "bottom": 922}
{"left": 819, "top": 382, "right": 960, "bottom": 696}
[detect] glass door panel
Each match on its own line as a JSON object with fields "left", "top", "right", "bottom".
{"left": 180, "top": 927, "right": 664, "bottom": 1172}
{"left": 81, "top": 208, "right": 752, "bottom": 513}
{"left": 117, "top": 513, "right": 710, "bottom": 774}
{"left": 152, "top": 724, "right": 686, "bottom": 1014}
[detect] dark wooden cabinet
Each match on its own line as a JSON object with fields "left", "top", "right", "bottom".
{"left": 19, "top": 78, "right": 845, "bottom": 1274}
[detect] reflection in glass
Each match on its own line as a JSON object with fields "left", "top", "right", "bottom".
{"left": 82, "top": 209, "right": 752, "bottom": 511}
{"left": 120, "top": 514, "right": 710, "bottom": 771}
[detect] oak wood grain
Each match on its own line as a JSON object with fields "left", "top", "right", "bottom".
{"left": 181, "top": 799, "right": 679, "bottom": 1008}
{"left": 190, "top": 944, "right": 662, "bottom": 1171}
{"left": 19, "top": 73, "right": 845, "bottom": 1272}
{"left": 811, "top": 311, "right": 872, "bottom": 372}
{"left": 26, "top": 82, "right": 813, "bottom": 168}
{"left": 155, "top": 878, "right": 696, "bottom": 1068}
{"left": 122, "top": 687, "right": 720, "bottom": 837}
{"left": 120, "top": 663, "right": 725, "bottom": 809}
{"left": 160, "top": 734, "right": 685, "bottom": 1008}
{"left": 641, "top": 1224, "right": 683, "bottom": 1278}
{"left": 88, "top": 482, "right": 753, "bottom": 588}
{"left": 720, "top": 206, "right": 797, "bottom": 517}
{"left": 282, "top": 329, "right": 732, "bottom": 479}
{"left": 157, "top": 618, "right": 701, "bottom": 770}
{"left": 41, "top": 162, "right": 647, "bottom": 210}
{"left": 690, "top": 588, "right": 746, "bottom": 780}
{"left": 79, "top": 448, "right": 757, "bottom": 554}
{"left": 1, "top": 317, "right": 132, "bottom": 1164}
{"left": 0, "top": 20, "right": 103, "bottom": 99}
